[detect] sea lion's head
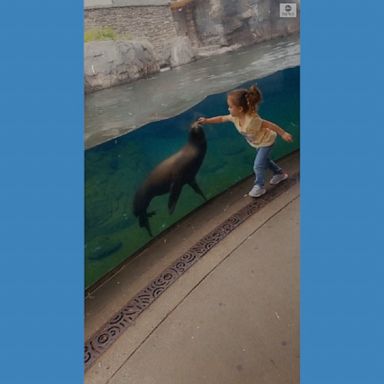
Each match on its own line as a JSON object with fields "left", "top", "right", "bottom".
{"left": 189, "top": 121, "right": 206, "bottom": 146}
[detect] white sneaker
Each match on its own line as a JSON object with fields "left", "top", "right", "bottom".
{"left": 269, "top": 173, "right": 288, "bottom": 185}
{"left": 248, "top": 185, "right": 266, "bottom": 198}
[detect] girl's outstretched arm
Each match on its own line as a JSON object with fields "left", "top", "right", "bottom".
{"left": 198, "top": 115, "right": 233, "bottom": 125}
{"left": 262, "top": 120, "right": 293, "bottom": 142}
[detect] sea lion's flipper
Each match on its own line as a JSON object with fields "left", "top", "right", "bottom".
{"left": 139, "top": 214, "right": 153, "bottom": 237}
{"left": 189, "top": 179, "right": 207, "bottom": 201}
{"left": 168, "top": 181, "right": 183, "bottom": 214}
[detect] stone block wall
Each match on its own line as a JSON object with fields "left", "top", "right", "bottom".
{"left": 84, "top": 5, "right": 178, "bottom": 63}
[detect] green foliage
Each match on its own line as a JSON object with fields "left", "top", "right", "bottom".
{"left": 84, "top": 27, "right": 132, "bottom": 43}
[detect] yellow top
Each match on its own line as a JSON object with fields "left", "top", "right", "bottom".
{"left": 226, "top": 114, "right": 277, "bottom": 148}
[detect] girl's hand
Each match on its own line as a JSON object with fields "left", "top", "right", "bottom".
{"left": 282, "top": 132, "right": 293, "bottom": 142}
{"left": 198, "top": 117, "right": 207, "bottom": 125}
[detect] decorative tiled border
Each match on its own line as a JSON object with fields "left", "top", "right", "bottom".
{"left": 85, "top": 173, "right": 299, "bottom": 370}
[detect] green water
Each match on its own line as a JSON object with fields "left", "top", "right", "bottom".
{"left": 85, "top": 66, "right": 300, "bottom": 288}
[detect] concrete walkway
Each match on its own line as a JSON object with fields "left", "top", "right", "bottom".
{"left": 85, "top": 153, "right": 300, "bottom": 384}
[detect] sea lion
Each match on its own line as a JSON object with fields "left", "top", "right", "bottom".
{"left": 133, "top": 121, "right": 207, "bottom": 236}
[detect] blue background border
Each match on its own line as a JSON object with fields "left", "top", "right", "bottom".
{"left": 0, "top": 2, "right": 83, "bottom": 382}
{"left": 301, "top": 1, "right": 384, "bottom": 383}
{"left": 0, "top": 1, "right": 383, "bottom": 382}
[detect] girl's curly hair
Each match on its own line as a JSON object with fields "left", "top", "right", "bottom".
{"left": 228, "top": 85, "right": 262, "bottom": 114}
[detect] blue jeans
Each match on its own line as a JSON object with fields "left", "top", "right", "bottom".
{"left": 253, "top": 145, "right": 283, "bottom": 187}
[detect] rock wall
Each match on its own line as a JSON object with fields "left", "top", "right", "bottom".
{"left": 84, "top": 0, "right": 300, "bottom": 92}
{"left": 84, "top": 40, "right": 160, "bottom": 93}
{"left": 84, "top": 5, "right": 178, "bottom": 64}
{"left": 172, "top": 0, "right": 300, "bottom": 49}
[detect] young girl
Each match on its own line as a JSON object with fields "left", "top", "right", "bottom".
{"left": 198, "top": 85, "right": 293, "bottom": 197}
